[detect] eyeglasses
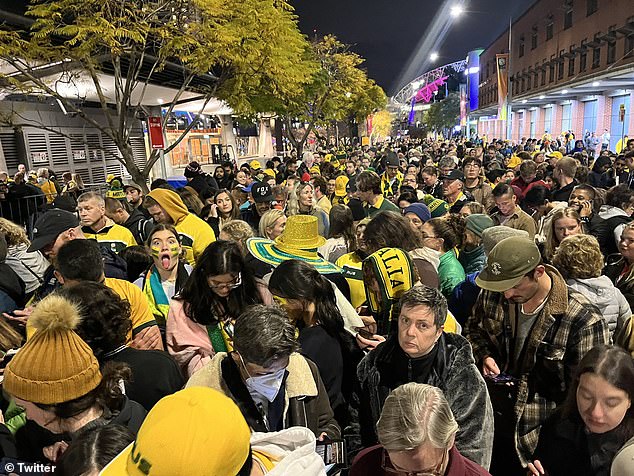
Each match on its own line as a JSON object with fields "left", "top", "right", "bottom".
{"left": 381, "top": 449, "right": 447, "bottom": 476}
{"left": 208, "top": 272, "right": 242, "bottom": 290}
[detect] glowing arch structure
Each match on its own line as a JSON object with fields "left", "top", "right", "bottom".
{"left": 392, "top": 60, "right": 467, "bottom": 106}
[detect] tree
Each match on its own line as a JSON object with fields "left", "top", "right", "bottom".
{"left": 0, "top": 0, "right": 314, "bottom": 190}
{"left": 369, "top": 109, "right": 394, "bottom": 144}
{"left": 263, "top": 35, "right": 386, "bottom": 157}
{"left": 423, "top": 91, "right": 460, "bottom": 137}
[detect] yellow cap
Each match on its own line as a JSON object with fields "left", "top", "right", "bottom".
{"left": 100, "top": 387, "right": 251, "bottom": 476}
{"left": 335, "top": 175, "right": 349, "bottom": 197}
{"left": 506, "top": 155, "right": 522, "bottom": 169}
{"left": 262, "top": 168, "right": 276, "bottom": 178}
{"left": 106, "top": 174, "right": 115, "bottom": 183}
{"left": 250, "top": 160, "right": 262, "bottom": 170}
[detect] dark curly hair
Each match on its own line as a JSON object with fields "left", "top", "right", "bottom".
{"left": 56, "top": 282, "right": 132, "bottom": 359}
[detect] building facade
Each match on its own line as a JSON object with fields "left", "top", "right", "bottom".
{"left": 475, "top": 0, "right": 634, "bottom": 151}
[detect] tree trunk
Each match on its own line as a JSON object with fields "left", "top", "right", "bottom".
{"left": 120, "top": 146, "right": 150, "bottom": 194}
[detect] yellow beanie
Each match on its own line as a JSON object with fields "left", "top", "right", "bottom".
{"left": 4, "top": 295, "right": 101, "bottom": 405}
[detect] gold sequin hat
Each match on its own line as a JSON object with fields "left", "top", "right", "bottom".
{"left": 247, "top": 215, "right": 341, "bottom": 274}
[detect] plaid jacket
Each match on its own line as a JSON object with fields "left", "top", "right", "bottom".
{"left": 465, "top": 265, "right": 610, "bottom": 464}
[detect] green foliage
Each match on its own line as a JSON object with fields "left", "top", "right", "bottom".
{"left": 0, "top": 0, "right": 315, "bottom": 182}
{"left": 424, "top": 91, "right": 461, "bottom": 133}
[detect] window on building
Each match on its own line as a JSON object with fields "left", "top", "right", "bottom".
{"left": 534, "top": 69, "right": 539, "bottom": 88}
{"left": 564, "top": 0, "right": 574, "bottom": 29}
{"left": 568, "top": 56, "right": 575, "bottom": 76}
{"left": 531, "top": 26, "right": 538, "bottom": 49}
{"left": 541, "top": 66, "right": 547, "bottom": 86}
{"left": 627, "top": 33, "right": 634, "bottom": 57}
{"left": 521, "top": 71, "right": 526, "bottom": 92}
{"left": 546, "top": 16, "right": 554, "bottom": 40}
{"left": 558, "top": 50, "right": 565, "bottom": 79}
{"left": 587, "top": 0, "right": 598, "bottom": 16}
{"left": 580, "top": 40, "right": 588, "bottom": 71}
{"left": 486, "top": 61, "right": 490, "bottom": 78}
{"left": 592, "top": 34, "right": 601, "bottom": 68}
{"left": 607, "top": 41, "right": 616, "bottom": 63}
{"left": 549, "top": 56, "right": 555, "bottom": 82}
{"left": 519, "top": 35, "right": 525, "bottom": 57}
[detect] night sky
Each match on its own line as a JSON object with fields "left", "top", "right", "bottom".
{"left": 292, "top": 0, "right": 536, "bottom": 96}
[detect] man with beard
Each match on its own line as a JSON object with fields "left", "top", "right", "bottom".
{"left": 124, "top": 180, "right": 150, "bottom": 218}
{"left": 465, "top": 237, "right": 608, "bottom": 474}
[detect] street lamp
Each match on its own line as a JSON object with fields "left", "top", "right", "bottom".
{"left": 450, "top": 5, "right": 464, "bottom": 17}
{"left": 430, "top": 52, "right": 439, "bottom": 61}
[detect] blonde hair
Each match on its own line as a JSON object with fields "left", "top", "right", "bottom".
{"left": 219, "top": 220, "right": 254, "bottom": 255}
{"left": 286, "top": 182, "right": 314, "bottom": 216}
{"left": 543, "top": 207, "right": 581, "bottom": 260}
{"left": 0, "top": 218, "right": 29, "bottom": 247}
{"left": 377, "top": 383, "right": 458, "bottom": 452}
{"left": 552, "top": 234, "right": 604, "bottom": 280}
{"left": 258, "top": 209, "right": 285, "bottom": 239}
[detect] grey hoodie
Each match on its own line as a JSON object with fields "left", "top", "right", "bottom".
{"left": 567, "top": 275, "right": 630, "bottom": 335}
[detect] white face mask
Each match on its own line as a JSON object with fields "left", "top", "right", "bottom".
{"left": 238, "top": 353, "right": 286, "bottom": 402}
{"left": 245, "top": 368, "right": 286, "bottom": 402}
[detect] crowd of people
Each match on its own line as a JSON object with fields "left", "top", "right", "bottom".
{"left": 0, "top": 134, "right": 633, "bottom": 475}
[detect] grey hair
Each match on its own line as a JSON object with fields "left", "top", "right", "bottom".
{"left": 377, "top": 383, "right": 459, "bottom": 452}
{"left": 397, "top": 285, "right": 447, "bottom": 327}
{"left": 78, "top": 191, "right": 105, "bottom": 206}
{"left": 233, "top": 304, "right": 299, "bottom": 367}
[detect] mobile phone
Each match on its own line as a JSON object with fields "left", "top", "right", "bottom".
{"left": 355, "top": 327, "right": 376, "bottom": 340}
{"left": 485, "top": 372, "right": 518, "bottom": 384}
{"left": 316, "top": 439, "right": 347, "bottom": 473}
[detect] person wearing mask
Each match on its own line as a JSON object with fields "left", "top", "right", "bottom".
{"left": 286, "top": 182, "right": 329, "bottom": 237}
{"left": 239, "top": 182, "right": 274, "bottom": 232}
{"left": 551, "top": 157, "right": 578, "bottom": 202}
{"left": 1, "top": 294, "right": 146, "bottom": 464}
{"left": 420, "top": 216, "right": 466, "bottom": 298}
{"left": 528, "top": 345, "right": 634, "bottom": 476}
{"left": 351, "top": 383, "right": 492, "bottom": 476}
{"left": 77, "top": 192, "right": 137, "bottom": 253}
{"left": 269, "top": 259, "right": 361, "bottom": 427}
{"left": 356, "top": 171, "right": 400, "bottom": 218}
{"left": 104, "top": 197, "right": 153, "bottom": 246}
{"left": 460, "top": 214, "right": 494, "bottom": 275}
{"left": 144, "top": 188, "right": 215, "bottom": 267}
{"left": 167, "top": 240, "right": 268, "bottom": 376}
{"left": 465, "top": 236, "right": 609, "bottom": 474}
{"left": 186, "top": 304, "right": 341, "bottom": 440}
{"left": 58, "top": 282, "right": 184, "bottom": 411}
{"left": 462, "top": 158, "right": 494, "bottom": 212}
{"left": 357, "top": 286, "right": 494, "bottom": 469}
{"left": 588, "top": 155, "right": 613, "bottom": 189}
{"left": 490, "top": 183, "right": 537, "bottom": 238}
{"left": 441, "top": 170, "right": 472, "bottom": 215}
{"left": 552, "top": 234, "right": 630, "bottom": 337}
{"left": 257, "top": 209, "right": 287, "bottom": 241}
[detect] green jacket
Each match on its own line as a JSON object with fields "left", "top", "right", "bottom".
{"left": 438, "top": 250, "right": 466, "bottom": 298}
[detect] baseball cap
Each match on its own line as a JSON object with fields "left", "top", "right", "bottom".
{"left": 100, "top": 387, "right": 251, "bottom": 476}
{"left": 335, "top": 175, "right": 349, "bottom": 197}
{"left": 252, "top": 182, "right": 273, "bottom": 203}
{"left": 546, "top": 151, "right": 563, "bottom": 160}
{"left": 250, "top": 160, "right": 262, "bottom": 170}
{"left": 440, "top": 169, "right": 465, "bottom": 182}
{"left": 28, "top": 209, "right": 79, "bottom": 252}
{"left": 476, "top": 236, "right": 541, "bottom": 292}
{"left": 123, "top": 180, "right": 143, "bottom": 192}
{"left": 106, "top": 174, "right": 115, "bottom": 184}
{"left": 385, "top": 151, "right": 399, "bottom": 167}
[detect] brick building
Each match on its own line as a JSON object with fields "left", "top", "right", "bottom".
{"left": 475, "top": 0, "right": 634, "bottom": 151}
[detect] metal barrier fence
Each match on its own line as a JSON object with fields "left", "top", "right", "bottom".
{"left": 0, "top": 183, "right": 110, "bottom": 238}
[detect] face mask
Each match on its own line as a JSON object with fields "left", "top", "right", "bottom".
{"left": 245, "top": 368, "right": 286, "bottom": 402}
{"left": 238, "top": 353, "right": 286, "bottom": 402}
